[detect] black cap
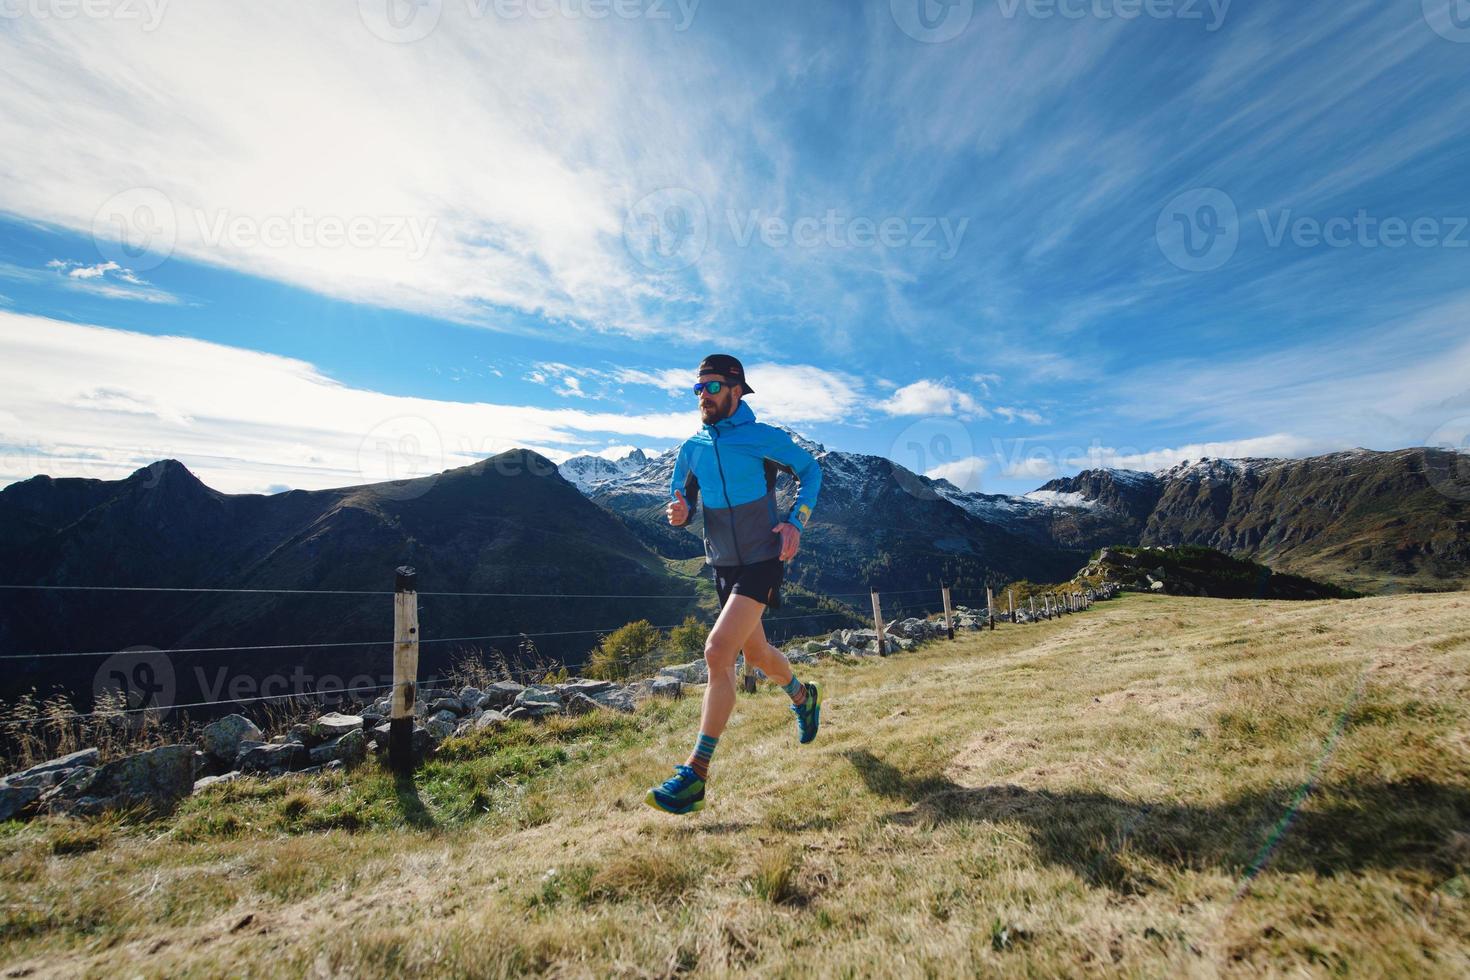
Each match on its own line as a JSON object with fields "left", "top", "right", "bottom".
{"left": 697, "top": 353, "right": 754, "bottom": 393}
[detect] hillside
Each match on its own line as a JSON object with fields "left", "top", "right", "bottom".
{"left": 0, "top": 454, "right": 699, "bottom": 705}
{"left": 2, "top": 592, "right": 1466, "bottom": 976}
{"left": 1071, "top": 545, "right": 1359, "bottom": 600}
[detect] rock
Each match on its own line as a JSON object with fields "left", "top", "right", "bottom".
{"left": 514, "top": 699, "right": 562, "bottom": 719}
{"left": 587, "top": 687, "right": 637, "bottom": 713}
{"left": 475, "top": 710, "right": 508, "bottom": 730}
{"left": 425, "top": 718, "right": 456, "bottom": 741}
{"left": 478, "top": 681, "right": 527, "bottom": 709}
{"left": 658, "top": 660, "right": 709, "bottom": 685}
{"left": 557, "top": 679, "right": 615, "bottom": 698}
{"left": 312, "top": 712, "right": 364, "bottom": 739}
{"left": 429, "top": 696, "right": 466, "bottom": 716}
{"left": 565, "top": 692, "right": 602, "bottom": 715}
{"left": 193, "top": 771, "right": 241, "bottom": 791}
{"left": 239, "top": 742, "right": 310, "bottom": 775}
{"left": 309, "top": 729, "right": 367, "bottom": 766}
{"left": 202, "top": 714, "right": 263, "bottom": 762}
{"left": 505, "top": 706, "right": 531, "bottom": 721}
{"left": 0, "top": 784, "right": 41, "bottom": 820}
{"left": 650, "top": 676, "right": 683, "bottom": 699}
{"left": 430, "top": 709, "right": 459, "bottom": 725}
{"left": 894, "top": 637, "right": 915, "bottom": 651}
{"left": 370, "top": 722, "right": 434, "bottom": 759}
{"left": 457, "top": 686, "right": 483, "bottom": 708}
{"left": 804, "top": 641, "right": 826, "bottom": 654}
{"left": 83, "top": 744, "right": 196, "bottom": 813}
{"left": 10, "top": 748, "right": 100, "bottom": 781}
{"left": 1150, "top": 580, "right": 1166, "bottom": 592}
{"left": 286, "top": 724, "right": 315, "bottom": 747}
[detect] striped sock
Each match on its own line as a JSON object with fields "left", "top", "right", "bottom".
{"left": 686, "top": 733, "right": 718, "bottom": 780}
{"left": 782, "top": 674, "right": 807, "bottom": 706}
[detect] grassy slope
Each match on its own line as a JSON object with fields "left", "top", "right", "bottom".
{"left": 2, "top": 592, "right": 1468, "bottom": 977}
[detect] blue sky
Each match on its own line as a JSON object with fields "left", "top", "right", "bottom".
{"left": 1, "top": 0, "right": 1468, "bottom": 496}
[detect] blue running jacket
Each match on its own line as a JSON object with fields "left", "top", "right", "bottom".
{"left": 670, "top": 401, "right": 822, "bottom": 567}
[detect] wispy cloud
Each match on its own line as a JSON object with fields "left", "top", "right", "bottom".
{"left": 0, "top": 312, "right": 691, "bottom": 493}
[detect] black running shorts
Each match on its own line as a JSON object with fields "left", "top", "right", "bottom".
{"left": 713, "top": 558, "right": 784, "bottom": 610}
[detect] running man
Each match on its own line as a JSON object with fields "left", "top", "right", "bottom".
{"left": 646, "top": 354, "right": 824, "bottom": 815}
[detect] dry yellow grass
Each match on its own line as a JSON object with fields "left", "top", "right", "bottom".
{"left": 2, "top": 591, "right": 1468, "bottom": 977}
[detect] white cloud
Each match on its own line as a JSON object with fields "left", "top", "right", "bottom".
{"left": 6, "top": 260, "right": 182, "bottom": 305}
{"left": 742, "top": 363, "right": 867, "bottom": 424}
{"left": 880, "top": 380, "right": 989, "bottom": 420}
{"left": 0, "top": 312, "right": 694, "bottom": 493}
{"left": 994, "top": 405, "right": 1047, "bottom": 425}
{"left": 0, "top": 6, "right": 736, "bottom": 339}
{"left": 613, "top": 367, "right": 694, "bottom": 395}
{"left": 1063, "top": 434, "right": 1327, "bottom": 474}
{"left": 925, "top": 455, "right": 988, "bottom": 493}
{"left": 1000, "top": 457, "right": 1057, "bottom": 481}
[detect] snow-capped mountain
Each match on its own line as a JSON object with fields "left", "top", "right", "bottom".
{"left": 556, "top": 448, "right": 651, "bottom": 493}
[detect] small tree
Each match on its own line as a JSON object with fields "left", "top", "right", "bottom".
{"left": 668, "top": 615, "right": 709, "bottom": 658}
{"left": 586, "top": 620, "right": 663, "bottom": 680}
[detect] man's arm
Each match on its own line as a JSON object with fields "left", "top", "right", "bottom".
{"left": 668, "top": 444, "right": 700, "bottom": 527}
{"left": 761, "top": 429, "right": 822, "bottom": 532}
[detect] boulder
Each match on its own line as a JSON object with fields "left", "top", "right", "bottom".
{"left": 659, "top": 660, "right": 708, "bottom": 685}
{"left": 311, "top": 712, "right": 364, "bottom": 739}
{"left": 425, "top": 718, "right": 456, "bottom": 741}
{"left": 429, "top": 696, "right": 466, "bottom": 716}
{"left": 0, "top": 784, "right": 41, "bottom": 821}
{"left": 557, "top": 679, "right": 615, "bottom": 698}
{"left": 475, "top": 710, "right": 509, "bottom": 731}
{"left": 587, "top": 687, "right": 637, "bottom": 713}
{"left": 80, "top": 744, "right": 196, "bottom": 813}
{"left": 650, "top": 676, "right": 683, "bottom": 699}
{"left": 478, "top": 681, "right": 527, "bottom": 709}
{"left": 239, "top": 742, "right": 310, "bottom": 775}
{"left": 202, "top": 714, "right": 263, "bottom": 762}
{"left": 457, "top": 686, "right": 483, "bottom": 708}
{"left": 193, "top": 771, "right": 241, "bottom": 792}
{"left": 565, "top": 692, "right": 603, "bottom": 715}
{"left": 430, "top": 709, "right": 459, "bottom": 725}
{"left": 370, "top": 722, "right": 434, "bottom": 759}
{"left": 309, "top": 729, "right": 367, "bottom": 766}
{"left": 9, "top": 748, "right": 100, "bottom": 781}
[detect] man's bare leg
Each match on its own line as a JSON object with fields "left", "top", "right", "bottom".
{"left": 694, "top": 594, "right": 768, "bottom": 740}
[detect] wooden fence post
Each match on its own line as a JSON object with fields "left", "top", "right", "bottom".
{"left": 390, "top": 565, "right": 420, "bottom": 774}
{"left": 986, "top": 586, "right": 996, "bottom": 630}
{"left": 1008, "top": 589, "right": 1016, "bottom": 623}
{"left": 941, "top": 584, "right": 955, "bottom": 640}
{"left": 1029, "top": 595, "right": 1036, "bottom": 622}
{"left": 871, "top": 588, "right": 888, "bottom": 656}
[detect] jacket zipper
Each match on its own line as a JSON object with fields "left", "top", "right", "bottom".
{"left": 709, "top": 425, "right": 745, "bottom": 566}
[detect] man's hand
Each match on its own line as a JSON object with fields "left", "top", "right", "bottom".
{"left": 667, "top": 490, "right": 690, "bottom": 527}
{"left": 772, "top": 522, "right": 801, "bottom": 561}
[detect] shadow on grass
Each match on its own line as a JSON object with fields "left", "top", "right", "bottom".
{"left": 394, "top": 773, "right": 435, "bottom": 829}
{"left": 843, "top": 749, "right": 1468, "bottom": 893}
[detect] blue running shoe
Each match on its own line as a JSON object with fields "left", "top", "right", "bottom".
{"left": 645, "top": 765, "right": 705, "bottom": 814}
{"left": 791, "top": 681, "right": 821, "bottom": 744}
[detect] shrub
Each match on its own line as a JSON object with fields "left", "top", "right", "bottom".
{"left": 668, "top": 615, "right": 709, "bottom": 656}
{"left": 585, "top": 621, "right": 662, "bottom": 681}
